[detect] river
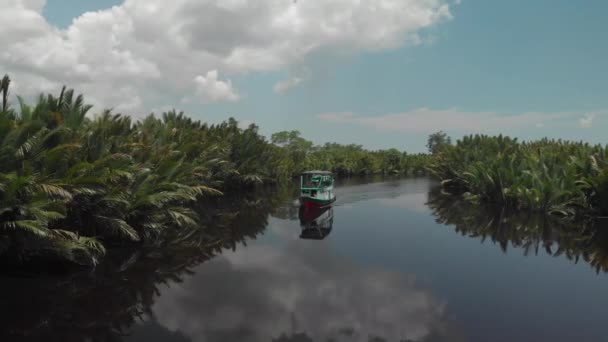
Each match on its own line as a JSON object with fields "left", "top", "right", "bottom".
{"left": 2, "top": 177, "right": 608, "bottom": 342}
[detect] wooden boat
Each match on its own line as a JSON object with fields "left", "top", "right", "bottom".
{"left": 299, "top": 171, "right": 336, "bottom": 208}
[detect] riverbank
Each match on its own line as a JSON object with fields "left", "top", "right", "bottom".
{"left": 428, "top": 134, "right": 608, "bottom": 218}
{"left": 2, "top": 75, "right": 607, "bottom": 270}
{"left": 0, "top": 76, "right": 430, "bottom": 269}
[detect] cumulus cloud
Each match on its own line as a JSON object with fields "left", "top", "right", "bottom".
{"left": 2, "top": 0, "right": 44, "bottom": 12}
{"left": 0, "top": 0, "right": 453, "bottom": 114}
{"left": 317, "top": 108, "right": 590, "bottom": 134}
{"left": 152, "top": 238, "right": 460, "bottom": 342}
{"left": 193, "top": 70, "right": 239, "bottom": 103}
{"left": 579, "top": 113, "right": 595, "bottom": 128}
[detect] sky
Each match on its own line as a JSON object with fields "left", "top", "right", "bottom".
{"left": 1, "top": 0, "right": 607, "bottom": 152}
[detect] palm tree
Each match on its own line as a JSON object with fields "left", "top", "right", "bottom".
{"left": 1, "top": 75, "right": 10, "bottom": 113}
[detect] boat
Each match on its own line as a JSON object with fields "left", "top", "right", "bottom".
{"left": 299, "top": 170, "right": 336, "bottom": 208}
{"left": 299, "top": 206, "right": 333, "bottom": 240}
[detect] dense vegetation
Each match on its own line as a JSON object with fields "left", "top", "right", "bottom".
{"left": 0, "top": 75, "right": 428, "bottom": 268}
{"left": 4, "top": 72, "right": 606, "bottom": 269}
{"left": 271, "top": 130, "right": 430, "bottom": 176}
{"left": 428, "top": 134, "right": 608, "bottom": 218}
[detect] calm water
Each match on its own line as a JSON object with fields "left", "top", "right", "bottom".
{"left": 2, "top": 177, "right": 608, "bottom": 341}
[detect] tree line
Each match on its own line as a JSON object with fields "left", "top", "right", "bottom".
{"left": 0, "top": 75, "right": 430, "bottom": 268}
{"left": 428, "top": 134, "right": 608, "bottom": 218}
{"left": 4, "top": 72, "right": 605, "bottom": 269}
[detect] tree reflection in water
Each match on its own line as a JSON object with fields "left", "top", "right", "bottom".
{"left": 427, "top": 187, "right": 608, "bottom": 273}
{"left": 0, "top": 186, "right": 294, "bottom": 342}
{"left": 0, "top": 180, "right": 467, "bottom": 342}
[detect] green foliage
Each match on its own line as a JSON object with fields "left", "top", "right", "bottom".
{"left": 0, "top": 75, "right": 432, "bottom": 268}
{"left": 426, "top": 130, "right": 452, "bottom": 154}
{"left": 428, "top": 134, "right": 608, "bottom": 217}
{"left": 0, "top": 77, "right": 314, "bottom": 267}
{"left": 1, "top": 74, "right": 10, "bottom": 113}
{"left": 270, "top": 133, "right": 432, "bottom": 176}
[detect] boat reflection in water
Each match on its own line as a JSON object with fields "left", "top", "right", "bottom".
{"left": 298, "top": 205, "right": 334, "bottom": 240}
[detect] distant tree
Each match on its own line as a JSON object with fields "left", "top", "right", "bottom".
{"left": 380, "top": 148, "right": 402, "bottom": 174}
{"left": 271, "top": 130, "right": 313, "bottom": 151}
{"left": 1, "top": 74, "right": 10, "bottom": 112}
{"left": 272, "top": 130, "right": 314, "bottom": 173}
{"left": 426, "top": 131, "right": 452, "bottom": 154}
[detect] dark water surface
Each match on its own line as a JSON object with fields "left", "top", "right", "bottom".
{"left": 2, "top": 177, "right": 608, "bottom": 342}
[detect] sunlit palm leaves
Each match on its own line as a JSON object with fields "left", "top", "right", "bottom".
{"left": 0, "top": 74, "right": 434, "bottom": 268}
{"left": 0, "top": 78, "right": 287, "bottom": 267}
{"left": 428, "top": 134, "right": 608, "bottom": 218}
{"left": 0, "top": 172, "right": 105, "bottom": 265}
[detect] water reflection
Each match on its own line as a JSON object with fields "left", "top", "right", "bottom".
{"left": 0, "top": 248, "right": 203, "bottom": 341}
{"left": 7, "top": 177, "right": 608, "bottom": 342}
{"left": 427, "top": 187, "right": 608, "bottom": 273}
{"left": 0, "top": 178, "right": 469, "bottom": 342}
{"left": 149, "top": 234, "right": 460, "bottom": 342}
{"left": 298, "top": 206, "right": 334, "bottom": 240}
{"left": 144, "top": 180, "right": 463, "bottom": 342}
{"left": 334, "top": 176, "right": 432, "bottom": 208}
{"left": 0, "top": 186, "right": 293, "bottom": 342}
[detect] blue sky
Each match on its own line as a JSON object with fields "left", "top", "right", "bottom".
{"left": 19, "top": 1, "right": 608, "bottom": 151}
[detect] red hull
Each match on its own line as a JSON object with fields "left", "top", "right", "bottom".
{"left": 300, "top": 198, "right": 335, "bottom": 209}
{"left": 302, "top": 200, "right": 324, "bottom": 209}
{"left": 299, "top": 205, "right": 331, "bottom": 222}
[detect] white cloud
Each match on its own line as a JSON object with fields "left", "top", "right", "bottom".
{"left": 273, "top": 76, "right": 305, "bottom": 94}
{"left": 193, "top": 70, "right": 239, "bottom": 103}
{"left": 3, "top": 0, "right": 45, "bottom": 12}
{"left": 0, "top": 0, "right": 453, "bottom": 114}
{"left": 115, "top": 95, "right": 144, "bottom": 113}
{"left": 579, "top": 113, "right": 595, "bottom": 128}
{"left": 274, "top": 67, "right": 311, "bottom": 94}
{"left": 317, "top": 108, "right": 591, "bottom": 134}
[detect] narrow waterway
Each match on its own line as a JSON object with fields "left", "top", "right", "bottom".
{"left": 2, "top": 177, "right": 608, "bottom": 342}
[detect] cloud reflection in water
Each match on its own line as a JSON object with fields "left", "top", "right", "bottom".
{"left": 151, "top": 225, "right": 461, "bottom": 342}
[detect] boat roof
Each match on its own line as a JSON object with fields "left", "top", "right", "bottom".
{"left": 301, "top": 170, "right": 333, "bottom": 175}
